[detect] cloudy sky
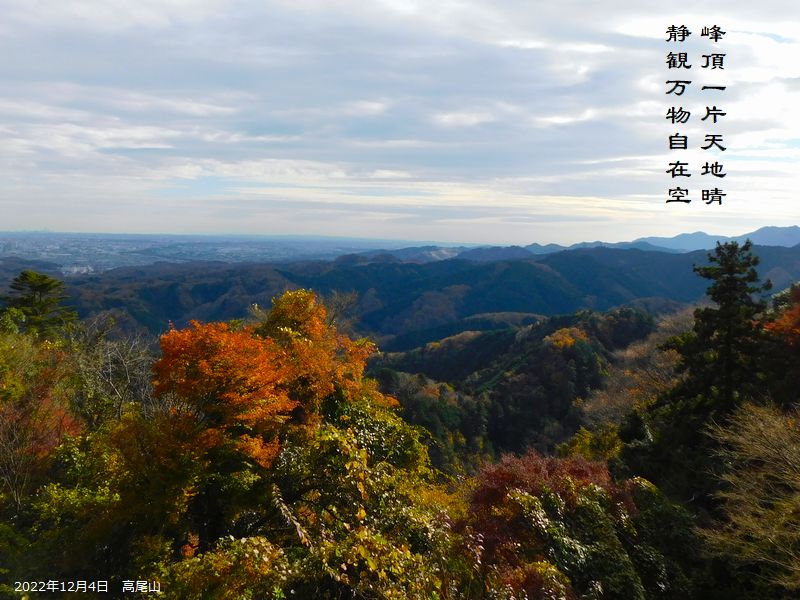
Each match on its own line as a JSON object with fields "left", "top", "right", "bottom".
{"left": 1, "top": 0, "right": 798, "bottom": 244}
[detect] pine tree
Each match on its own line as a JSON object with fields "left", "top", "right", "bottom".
{"left": 1, "top": 270, "right": 77, "bottom": 335}
{"left": 623, "top": 241, "right": 773, "bottom": 507}
{"left": 667, "top": 239, "right": 771, "bottom": 409}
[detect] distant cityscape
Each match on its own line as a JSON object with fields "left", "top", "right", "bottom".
{"left": 0, "top": 232, "right": 449, "bottom": 275}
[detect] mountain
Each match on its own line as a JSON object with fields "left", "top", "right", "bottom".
{"left": 0, "top": 232, "right": 466, "bottom": 273}
{"left": 526, "top": 242, "right": 568, "bottom": 254}
{"left": 45, "top": 244, "right": 800, "bottom": 349}
{"left": 2, "top": 227, "right": 798, "bottom": 274}
{"left": 634, "top": 225, "right": 800, "bottom": 252}
{"left": 360, "top": 246, "right": 468, "bottom": 262}
{"left": 373, "top": 306, "right": 656, "bottom": 454}
{"left": 733, "top": 225, "right": 800, "bottom": 247}
{"left": 566, "top": 241, "right": 678, "bottom": 253}
{"left": 425, "top": 241, "right": 678, "bottom": 263}
{"left": 0, "top": 256, "right": 63, "bottom": 286}
{"left": 633, "top": 231, "right": 727, "bottom": 251}
{"left": 376, "top": 226, "right": 800, "bottom": 260}
{"left": 456, "top": 245, "right": 536, "bottom": 262}
{"left": 379, "top": 226, "right": 800, "bottom": 263}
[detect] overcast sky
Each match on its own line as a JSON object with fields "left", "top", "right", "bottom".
{"left": 1, "top": 0, "right": 798, "bottom": 244}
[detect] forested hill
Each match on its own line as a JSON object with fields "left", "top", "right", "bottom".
{"left": 10, "top": 243, "right": 798, "bottom": 347}
{"left": 2, "top": 241, "right": 800, "bottom": 598}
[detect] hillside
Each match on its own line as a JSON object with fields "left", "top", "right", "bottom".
{"left": 373, "top": 308, "right": 654, "bottom": 459}
{"left": 2, "top": 241, "right": 800, "bottom": 599}
{"left": 27, "top": 244, "right": 799, "bottom": 348}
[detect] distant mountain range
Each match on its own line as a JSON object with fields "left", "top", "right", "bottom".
{"left": 1, "top": 226, "right": 798, "bottom": 353}
{"left": 635, "top": 226, "right": 800, "bottom": 251}
{"left": 3, "top": 241, "right": 797, "bottom": 351}
{"left": 1, "top": 226, "right": 797, "bottom": 274}
{"left": 368, "top": 226, "right": 800, "bottom": 263}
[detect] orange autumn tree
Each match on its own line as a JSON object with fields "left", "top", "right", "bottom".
{"left": 139, "top": 290, "right": 450, "bottom": 597}
{"left": 152, "top": 290, "right": 377, "bottom": 469}
{"left": 763, "top": 284, "right": 800, "bottom": 404}
{"left": 252, "top": 289, "right": 379, "bottom": 415}
{"left": 766, "top": 284, "right": 800, "bottom": 342}
{"left": 147, "top": 291, "right": 450, "bottom": 599}
{"left": 152, "top": 320, "right": 294, "bottom": 468}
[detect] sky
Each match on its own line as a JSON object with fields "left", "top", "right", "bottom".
{"left": 1, "top": 0, "right": 799, "bottom": 245}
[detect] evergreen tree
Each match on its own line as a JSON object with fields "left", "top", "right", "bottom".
{"left": 623, "top": 241, "right": 772, "bottom": 506}
{"left": 665, "top": 240, "right": 771, "bottom": 410}
{"left": 1, "top": 270, "right": 77, "bottom": 335}
{"left": 613, "top": 242, "right": 781, "bottom": 598}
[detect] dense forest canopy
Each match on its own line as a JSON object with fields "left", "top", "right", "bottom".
{"left": 0, "top": 241, "right": 798, "bottom": 599}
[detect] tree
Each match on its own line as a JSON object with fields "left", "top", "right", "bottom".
{"left": 581, "top": 309, "right": 692, "bottom": 426}
{"left": 152, "top": 319, "right": 297, "bottom": 471}
{"left": 1, "top": 270, "right": 77, "bottom": 335}
{"left": 252, "top": 289, "right": 377, "bottom": 419}
{"left": 0, "top": 329, "right": 80, "bottom": 514}
{"left": 666, "top": 240, "right": 771, "bottom": 409}
{"left": 460, "top": 450, "right": 697, "bottom": 599}
{"left": 21, "top": 290, "right": 455, "bottom": 598}
{"left": 67, "top": 316, "right": 156, "bottom": 430}
{"left": 762, "top": 283, "right": 800, "bottom": 405}
{"left": 704, "top": 402, "right": 800, "bottom": 592}
{"left": 622, "top": 242, "right": 773, "bottom": 506}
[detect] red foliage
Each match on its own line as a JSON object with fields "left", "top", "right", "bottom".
{"left": 471, "top": 450, "right": 621, "bottom": 510}
{"left": 0, "top": 344, "right": 81, "bottom": 509}
{"left": 511, "top": 564, "right": 578, "bottom": 600}
{"left": 1, "top": 397, "right": 81, "bottom": 458}
{"left": 463, "top": 450, "right": 635, "bottom": 575}
{"left": 765, "top": 287, "right": 800, "bottom": 344}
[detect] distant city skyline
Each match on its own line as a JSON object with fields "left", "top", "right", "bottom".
{"left": 1, "top": 0, "right": 798, "bottom": 245}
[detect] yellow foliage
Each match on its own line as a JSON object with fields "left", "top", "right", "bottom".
{"left": 544, "top": 327, "right": 589, "bottom": 349}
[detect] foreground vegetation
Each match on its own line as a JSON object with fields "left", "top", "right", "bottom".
{"left": 0, "top": 241, "right": 798, "bottom": 598}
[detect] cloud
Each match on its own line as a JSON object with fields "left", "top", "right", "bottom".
{"left": 432, "top": 111, "right": 497, "bottom": 127}
{"left": 1, "top": 0, "right": 798, "bottom": 244}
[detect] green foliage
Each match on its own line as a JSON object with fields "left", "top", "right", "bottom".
{"left": 1, "top": 270, "right": 77, "bottom": 336}
{"left": 160, "top": 536, "right": 290, "bottom": 599}
{"left": 622, "top": 241, "right": 774, "bottom": 503}
{"left": 0, "top": 328, "right": 79, "bottom": 514}
{"left": 256, "top": 405, "right": 450, "bottom": 599}
{"left": 0, "top": 307, "right": 24, "bottom": 335}
{"left": 375, "top": 308, "right": 654, "bottom": 458}
{"left": 0, "top": 522, "right": 31, "bottom": 597}
{"left": 459, "top": 451, "right": 697, "bottom": 599}
{"left": 374, "top": 370, "right": 491, "bottom": 474}
{"left": 556, "top": 423, "right": 622, "bottom": 461}
{"left": 665, "top": 240, "right": 771, "bottom": 409}
{"left": 623, "top": 478, "right": 696, "bottom": 599}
